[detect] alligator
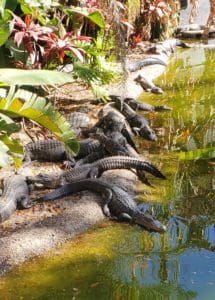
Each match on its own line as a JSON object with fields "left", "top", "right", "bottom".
{"left": 124, "top": 97, "right": 172, "bottom": 112}
{"left": 114, "top": 100, "right": 157, "bottom": 141}
{"left": 66, "top": 112, "right": 90, "bottom": 135}
{"left": 76, "top": 131, "right": 139, "bottom": 166}
{"left": 36, "top": 178, "right": 166, "bottom": 233}
{"left": 84, "top": 109, "right": 138, "bottom": 152}
{"left": 134, "top": 74, "right": 164, "bottom": 94}
{"left": 84, "top": 111, "right": 125, "bottom": 136}
{"left": 125, "top": 57, "right": 167, "bottom": 72}
{"left": 0, "top": 174, "right": 32, "bottom": 223}
{"left": 27, "top": 155, "right": 166, "bottom": 189}
{"left": 77, "top": 138, "right": 102, "bottom": 159}
{"left": 93, "top": 131, "right": 135, "bottom": 157}
{"left": 24, "top": 139, "right": 76, "bottom": 167}
{"left": 148, "top": 39, "right": 190, "bottom": 56}
{"left": 109, "top": 95, "right": 172, "bottom": 112}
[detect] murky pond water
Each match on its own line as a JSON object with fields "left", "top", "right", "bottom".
{"left": 0, "top": 47, "right": 214, "bottom": 300}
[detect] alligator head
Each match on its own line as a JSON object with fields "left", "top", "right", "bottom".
{"left": 133, "top": 211, "right": 166, "bottom": 232}
{"left": 139, "top": 125, "right": 157, "bottom": 141}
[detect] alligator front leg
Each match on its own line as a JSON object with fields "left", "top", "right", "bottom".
{"left": 101, "top": 188, "right": 113, "bottom": 217}
{"left": 88, "top": 167, "right": 100, "bottom": 178}
{"left": 118, "top": 212, "right": 132, "bottom": 222}
{"left": 19, "top": 195, "right": 34, "bottom": 209}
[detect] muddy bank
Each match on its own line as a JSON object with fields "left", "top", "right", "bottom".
{"left": 0, "top": 46, "right": 169, "bottom": 276}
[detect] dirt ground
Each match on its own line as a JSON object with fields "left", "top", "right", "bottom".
{"left": 0, "top": 44, "right": 169, "bottom": 276}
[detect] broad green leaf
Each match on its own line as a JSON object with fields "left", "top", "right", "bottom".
{"left": 0, "top": 21, "right": 11, "bottom": 46}
{"left": 0, "top": 0, "right": 6, "bottom": 17}
{"left": 65, "top": 7, "right": 105, "bottom": 28}
{"left": 5, "top": 0, "right": 17, "bottom": 11}
{"left": 0, "top": 112, "right": 19, "bottom": 134}
{"left": 0, "top": 87, "right": 79, "bottom": 158}
{"left": 88, "top": 11, "right": 105, "bottom": 28}
{"left": 0, "top": 134, "right": 23, "bottom": 154}
{"left": 179, "top": 147, "right": 215, "bottom": 161}
{"left": 0, "top": 139, "right": 11, "bottom": 167}
{"left": 0, "top": 69, "right": 75, "bottom": 86}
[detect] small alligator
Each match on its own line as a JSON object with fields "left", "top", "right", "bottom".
{"left": 115, "top": 100, "right": 157, "bottom": 141}
{"left": 125, "top": 57, "right": 167, "bottom": 72}
{"left": 109, "top": 95, "right": 172, "bottom": 112}
{"left": 134, "top": 74, "right": 164, "bottom": 94}
{"left": 27, "top": 156, "right": 166, "bottom": 189}
{"left": 24, "top": 139, "right": 76, "bottom": 167}
{"left": 36, "top": 178, "right": 166, "bottom": 232}
{"left": 0, "top": 174, "right": 32, "bottom": 223}
{"left": 124, "top": 97, "right": 172, "bottom": 112}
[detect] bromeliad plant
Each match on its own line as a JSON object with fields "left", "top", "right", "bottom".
{"left": 12, "top": 14, "right": 91, "bottom": 68}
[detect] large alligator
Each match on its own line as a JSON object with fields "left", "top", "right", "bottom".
{"left": 27, "top": 155, "right": 166, "bottom": 189}
{"left": 125, "top": 57, "right": 167, "bottom": 72}
{"left": 115, "top": 100, "right": 157, "bottom": 141}
{"left": 36, "top": 178, "right": 166, "bottom": 233}
{"left": 24, "top": 139, "right": 76, "bottom": 167}
{"left": 0, "top": 174, "right": 32, "bottom": 223}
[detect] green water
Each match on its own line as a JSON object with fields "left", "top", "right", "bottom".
{"left": 0, "top": 47, "right": 214, "bottom": 300}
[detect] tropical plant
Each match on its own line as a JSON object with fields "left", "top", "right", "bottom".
{"left": 0, "top": 68, "right": 79, "bottom": 168}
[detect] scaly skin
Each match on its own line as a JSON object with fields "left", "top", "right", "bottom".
{"left": 24, "top": 139, "right": 76, "bottom": 167}
{"left": 123, "top": 97, "right": 172, "bottom": 112}
{"left": 27, "top": 155, "right": 166, "bottom": 189}
{"left": 36, "top": 178, "right": 166, "bottom": 233}
{"left": 125, "top": 57, "right": 167, "bottom": 72}
{"left": 0, "top": 175, "right": 32, "bottom": 223}
{"left": 84, "top": 109, "right": 138, "bottom": 152}
{"left": 115, "top": 101, "right": 157, "bottom": 141}
{"left": 77, "top": 138, "right": 101, "bottom": 158}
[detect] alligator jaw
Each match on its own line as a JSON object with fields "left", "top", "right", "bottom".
{"left": 134, "top": 211, "right": 166, "bottom": 232}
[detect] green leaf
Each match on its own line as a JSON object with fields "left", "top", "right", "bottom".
{"left": 0, "top": 134, "right": 23, "bottom": 154}
{"left": 179, "top": 147, "right": 215, "bottom": 161}
{"left": 64, "top": 7, "right": 105, "bottom": 28}
{"left": 0, "top": 112, "right": 19, "bottom": 134}
{"left": 0, "top": 20, "right": 11, "bottom": 46}
{"left": 88, "top": 11, "right": 105, "bottom": 28}
{"left": 0, "top": 69, "right": 75, "bottom": 86}
{"left": 5, "top": 0, "right": 17, "bottom": 11}
{"left": 0, "top": 139, "right": 12, "bottom": 167}
{"left": 0, "top": 87, "right": 79, "bottom": 156}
